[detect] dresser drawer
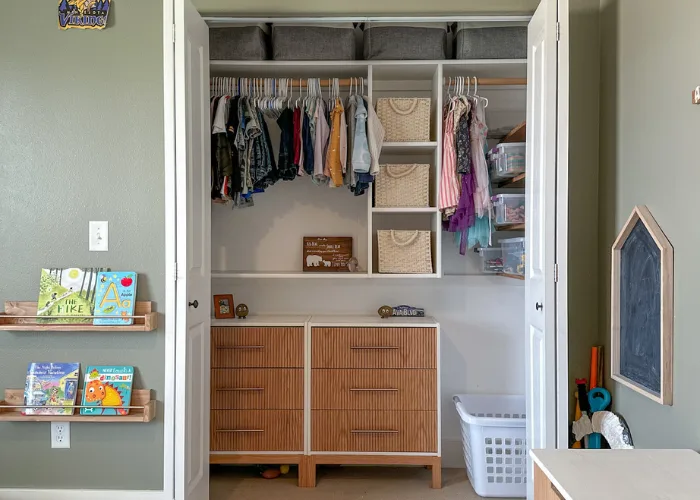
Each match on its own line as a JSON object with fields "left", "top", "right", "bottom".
{"left": 211, "top": 327, "right": 304, "bottom": 368}
{"left": 312, "top": 369, "right": 436, "bottom": 410}
{"left": 312, "top": 327, "right": 436, "bottom": 368}
{"left": 311, "top": 410, "right": 437, "bottom": 453}
{"left": 211, "top": 369, "right": 303, "bottom": 410}
{"left": 211, "top": 410, "right": 303, "bottom": 452}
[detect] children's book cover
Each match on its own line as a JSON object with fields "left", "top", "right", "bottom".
{"left": 23, "top": 362, "right": 80, "bottom": 416}
{"left": 37, "top": 268, "right": 105, "bottom": 324}
{"left": 80, "top": 366, "right": 134, "bottom": 416}
{"left": 93, "top": 272, "right": 138, "bottom": 325}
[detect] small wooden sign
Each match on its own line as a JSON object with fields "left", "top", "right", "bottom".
{"left": 303, "top": 237, "right": 352, "bottom": 272}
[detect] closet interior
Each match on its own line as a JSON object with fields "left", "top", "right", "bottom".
{"left": 205, "top": 16, "right": 532, "bottom": 491}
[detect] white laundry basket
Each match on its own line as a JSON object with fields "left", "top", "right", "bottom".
{"left": 454, "top": 394, "right": 527, "bottom": 498}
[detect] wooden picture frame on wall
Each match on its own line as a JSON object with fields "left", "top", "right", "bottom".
{"left": 213, "top": 294, "right": 235, "bottom": 319}
{"left": 611, "top": 205, "right": 674, "bottom": 405}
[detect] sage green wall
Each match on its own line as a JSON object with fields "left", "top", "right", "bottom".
{"left": 0, "top": 0, "right": 165, "bottom": 490}
{"left": 567, "top": 0, "right": 600, "bottom": 414}
{"left": 599, "top": 0, "right": 700, "bottom": 448}
{"left": 193, "top": 0, "right": 539, "bottom": 14}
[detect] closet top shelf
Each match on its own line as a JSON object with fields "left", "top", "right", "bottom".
{"left": 210, "top": 59, "right": 527, "bottom": 81}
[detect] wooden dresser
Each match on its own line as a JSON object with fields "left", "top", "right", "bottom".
{"left": 210, "top": 315, "right": 441, "bottom": 488}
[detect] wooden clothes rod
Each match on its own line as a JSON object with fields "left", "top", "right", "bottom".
{"left": 443, "top": 77, "right": 527, "bottom": 86}
{"left": 211, "top": 77, "right": 526, "bottom": 89}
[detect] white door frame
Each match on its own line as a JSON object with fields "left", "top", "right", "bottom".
{"left": 555, "top": 0, "right": 570, "bottom": 450}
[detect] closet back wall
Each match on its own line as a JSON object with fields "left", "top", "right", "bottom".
{"left": 213, "top": 278, "right": 525, "bottom": 467}
{"left": 0, "top": 0, "right": 165, "bottom": 491}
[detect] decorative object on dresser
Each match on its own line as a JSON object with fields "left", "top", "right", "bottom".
{"left": 235, "top": 303, "right": 249, "bottom": 319}
{"left": 392, "top": 305, "right": 425, "bottom": 317}
{"left": 213, "top": 294, "right": 235, "bottom": 319}
{"left": 611, "top": 205, "right": 674, "bottom": 406}
{"left": 377, "top": 305, "right": 393, "bottom": 318}
{"left": 303, "top": 237, "right": 353, "bottom": 273}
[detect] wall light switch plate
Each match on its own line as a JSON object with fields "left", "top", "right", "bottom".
{"left": 89, "top": 221, "right": 108, "bottom": 252}
{"left": 693, "top": 86, "right": 700, "bottom": 105}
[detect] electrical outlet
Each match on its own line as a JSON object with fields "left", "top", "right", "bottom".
{"left": 51, "top": 422, "right": 70, "bottom": 449}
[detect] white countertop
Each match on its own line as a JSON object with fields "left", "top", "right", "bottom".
{"left": 530, "top": 449, "right": 700, "bottom": 500}
{"left": 308, "top": 315, "right": 439, "bottom": 328}
{"left": 211, "top": 315, "right": 309, "bottom": 327}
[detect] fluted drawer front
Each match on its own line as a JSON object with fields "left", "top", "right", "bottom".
{"left": 211, "top": 369, "right": 303, "bottom": 410}
{"left": 211, "top": 410, "right": 303, "bottom": 452}
{"left": 312, "top": 410, "right": 437, "bottom": 453}
{"left": 312, "top": 369, "right": 436, "bottom": 410}
{"left": 211, "top": 327, "right": 303, "bottom": 368}
{"left": 312, "top": 327, "right": 436, "bottom": 368}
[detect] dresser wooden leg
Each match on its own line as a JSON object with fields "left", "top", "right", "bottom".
{"left": 430, "top": 458, "right": 442, "bottom": 489}
{"left": 299, "top": 456, "right": 316, "bottom": 488}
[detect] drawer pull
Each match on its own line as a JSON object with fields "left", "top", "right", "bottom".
{"left": 217, "top": 388, "right": 265, "bottom": 392}
{"left": 350, "top": 388, "right": 399, "bottom": 392}
{"left": 351, "top": 429, "right": 399, "bottom": 434}
{"left": 351, "top": 346, "right": 399, "bottom": 350}
{"left": 217, "top": 429, "right": 265, "bottom": 433}
{"left": 220, "top": 345, "right": 265, "bottom": 350}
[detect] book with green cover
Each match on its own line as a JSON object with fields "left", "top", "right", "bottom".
{"left": 37, "top": 268, "right": 105, "bottom": 324}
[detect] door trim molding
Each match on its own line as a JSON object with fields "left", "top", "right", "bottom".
{"left": 0, "top": 490, "right": 169, "bottom": 500}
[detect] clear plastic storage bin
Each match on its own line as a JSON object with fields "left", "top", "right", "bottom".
{"left": 454, "top": 394, "right": 527, "bottom": 498}
{"left": 496, "top": 142, "right": 526, "bottom": 178}
{"left": 479, "top": 248, "right": 504, "bottom": 273}
{"left": 500, "top": 237, "right": 525, "bottom": 276}
{"left": 493, "top": 194, "right": 525, "bottom": 225}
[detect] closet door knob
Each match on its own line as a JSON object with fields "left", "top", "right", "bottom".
{"left": 189, "top": 300, "right": 199, "bottom": 308}
{"left": 535, "top": 302, "right": 543, "bottom": 311}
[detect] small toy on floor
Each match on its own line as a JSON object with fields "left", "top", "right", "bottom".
{"left": 257, "top": 464, "right": 290, "bottom": 479}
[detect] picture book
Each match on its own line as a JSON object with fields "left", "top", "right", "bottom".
{"left": 80, "top": 366, "right": 134, "bottom": 416}
{"left": 93, "top": 272, "right": 138, "bottom": 325}
{"left": 23, "top": 362, "right": 80, "bottom": 416}
{"left": 37, "top": 268, "right": 105, "bottom": 324}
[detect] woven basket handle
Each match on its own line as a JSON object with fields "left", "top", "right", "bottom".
{"left": 388, "top": 99, "right": 419, "bottom": 116}
{"left": 390, "top": 230, "right": 420, "bottom": 247}
{"left": 384, "top": 164, "right": 419, "bottom": 179}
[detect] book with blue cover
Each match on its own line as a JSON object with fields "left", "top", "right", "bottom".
{"left": 23, "top": 362, "right": 80, "bottom": 416}
{"left": 93, "top": 272, "right": 138, "bottom": 325}
{"left": 80, "top": 366, "right": 134, "bottom": 416}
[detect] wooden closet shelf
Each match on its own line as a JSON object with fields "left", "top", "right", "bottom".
{"left": 501, "top": 121, "right": 526, "bottom": 144}
{"left": 499, "top": 273, "right": 525, "bottom": 281}
{"left": 497, "top": 173, "right": 525, "bottom": 188}
{"left": 0, "top": 301, "right": 157, "bottom": 332}
{"left": 0, "top": 389, "right": 156, "bottom": 423}
{"left": 495, "top": 223, "right": 525, "bottom": 231}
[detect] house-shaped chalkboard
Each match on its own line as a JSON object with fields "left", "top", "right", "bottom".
{"left": 611, "top": 206, "right": 674, "bottom": 405}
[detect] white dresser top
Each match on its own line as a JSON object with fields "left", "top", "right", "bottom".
{"left": 308, "top": 315, "right": 438, "bottom": 328}
{"left": 211, "top": 315, "right": 309, "bottom": 327}
{"left": 211, "top": 315, "right": 438, "bottom": 328}
{"left": 530, "top": 449, "right": 700, "bottom": 500}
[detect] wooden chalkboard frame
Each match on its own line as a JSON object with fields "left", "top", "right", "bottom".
{"left": 611, "top": 206, "right": 674, "bottom": 405}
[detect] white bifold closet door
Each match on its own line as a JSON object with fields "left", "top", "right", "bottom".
{"left": 525, "top": 0, "right": 569, "bottom": 499}
{"left": 174, "top": 0, "right": 211, "bottom": 499}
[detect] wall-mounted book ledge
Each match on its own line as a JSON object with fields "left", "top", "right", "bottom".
{"left": 0, "top": 301, "right": 157, "bottom": 332}
{"left": 0, "top": 389, "right": 156, "bottom": 423}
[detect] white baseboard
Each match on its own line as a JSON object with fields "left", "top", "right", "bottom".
{"left": 0, "top": 490, "right": 168, "bottom": 500}
{"left": 441, "top": 438, "right": 465, "bottom": 469}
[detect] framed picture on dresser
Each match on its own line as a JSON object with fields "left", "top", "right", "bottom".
{"left": 213, "top": 294, "right": 234, "bottom": 319}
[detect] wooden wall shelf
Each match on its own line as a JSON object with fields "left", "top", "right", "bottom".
{"left": 0, "top": 389, "right": 156, "bottom": 423}
{"left": 0, "top": 301, "right": 157, "bottom": 332}
{"left": 499, "top": 273, "right": 525, "bottom": 281}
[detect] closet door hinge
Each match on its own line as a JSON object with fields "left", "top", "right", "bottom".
{"left": 554, "top": 263, "right": 559, "bottom": 283}
{"left": 172, "top": 24, "right": 176, "bottom": 44}
{"left": 173, "top": 262, "right": 178, "bottom": 281}
{"left": 556, "top": 22, "right": 561, "bottom": 42}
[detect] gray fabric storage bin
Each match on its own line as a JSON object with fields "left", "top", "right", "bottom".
{"left": 454, "top": 25, "right": 527, "bottom": 59}
{"left": 209, "top": 26, "right": 270, "bottom": 60}
{"left": 272, "top": 24, "right": 355, "bottom": 60}
{"left": 364, "top": 24, "right": 447, "bottom": 60}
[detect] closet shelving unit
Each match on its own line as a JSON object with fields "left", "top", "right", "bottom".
{"left": 210, "top": 58, "right": 527, "bottom": 280}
